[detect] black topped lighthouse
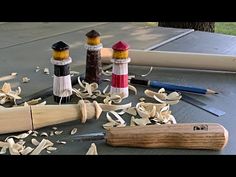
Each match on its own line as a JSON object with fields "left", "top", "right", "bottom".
{"left": 51, "top": 41, "right": 72, "bottom": 103}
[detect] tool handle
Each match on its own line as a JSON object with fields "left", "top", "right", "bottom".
{"left": 105, "top": 123, "right": 228, "bottom": 150}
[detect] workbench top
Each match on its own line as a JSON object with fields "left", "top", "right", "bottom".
{"left": 0, "top": 22, "right": 236, "bottom": 155}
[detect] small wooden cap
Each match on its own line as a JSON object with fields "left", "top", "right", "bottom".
{"left": 112, "top": 41, "right": 129, "bottom": 51}
{"left": 52, "top": 41, "right": 69, "bottom": 51}
{"left": 86, "top": 30, "right": 100, "bottom": 38}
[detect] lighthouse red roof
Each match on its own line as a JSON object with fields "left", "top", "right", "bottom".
{"left": 112, "top": 41, "right": 129, "bottom": 51}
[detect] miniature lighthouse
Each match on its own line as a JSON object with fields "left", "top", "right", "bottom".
{"left": 110, "top": 41, "right": 130, "bottom": 98}
{"left": 51, "top": 41, "right": 72, "bottom": 103}
{"left": 84, "top": 30, "right": 103, "bottom": 84}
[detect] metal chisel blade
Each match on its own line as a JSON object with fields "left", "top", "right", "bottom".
{"left": 181, "top": 94, "right": 225, "bottom": 117}
{"left": 73, "top": 132, "right": 105, "bottom": 141}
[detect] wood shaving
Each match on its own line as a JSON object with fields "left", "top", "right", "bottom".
{"left": 56, "top": 140, "right": 66, "bottom": 144}
{"left": 139, "top": 97, "right": 145, "bottom": 102}
{"left": 5, "top": 131, "right": 32, "bottom": 141}
{"left": 31, "top": 138, "right": 40, "bottom": 146}
{"left": 46, "top": 150, "right": 51, "bottom": 154}
{"left": 141, "top": 67, "right": 153, "bottom": 77}
{"left": 20, "top": 147, "right": 34, "bottom": 155}
{"left": 44, "top": 68, "right": 50, "bottom": 75}
{"left": 0, "top": 146, "right": 8, "bottom": 154}
{"left": 40, "top": 132, "right": 48, "bottom": 137}
{"left": 50, "top": 131, "right": 54, "bottom": 136}
{"left": 0, "top": 74, "right": 16, "bottom": 82}
{"left": 124, "top": 107, "right": 137, "bottom": 116}
{"left": 131, "top": 117, "right": 151, "bottom": 126}
{"left": 0, "top": 83, "right": 21, "bottom": 104}
{"left": 70, "top": 128, "right": 77, "bottom": 135}
{"left": 52, "top": 127, "right": 57, "bottom": 130}
{"left": 70, "top": 71, "right": 80, "bottom": 76}
{"left": 7, "top": 138, "right": 20, "bottom": 155}
{"left": 86, "top": 143, "right": 98, "bottom": 155}
{"left": 47, "top": 147, "right": 57, "bottom": 151}
{"left": 35, "top": 66, "right": 40, "bottom": 72}
{"left": 25, "top": 98, "right": 42, "bottom": 105}
{"left": 17, "top": 140, "right": 26, "bottom": 146}
{"left": 11, "top": 72, "right": 18, "bottom": 76}
{"left": 99, "top": 102, "right": 132, "bottom": 112}
{"left": 103, "top": 111, "right": 126, "bottom": 130}
{"left": 22, "top": 77, "right": 30, "bottom": 83}
{"left": 145, "top": 89, "right": 182, "bottom": 105}
{"left": 102, "top": 70, "right": 112, "bottom": 76}
{"left": 30, "top": 139, "right": 54, "bottom": 155}
{"left": 54, "top": 131, "right": 63, "bottom": 135}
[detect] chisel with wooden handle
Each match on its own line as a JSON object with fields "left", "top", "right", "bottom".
{"left": 74, "top": 123, "right": 228, "bottom": 150}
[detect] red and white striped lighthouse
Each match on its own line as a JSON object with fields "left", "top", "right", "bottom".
{"left": 110, "top": 41, "right": 130, "bottom": 98}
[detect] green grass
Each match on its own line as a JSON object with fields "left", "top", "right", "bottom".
{"left": 215, "top": 22, "right": 236, "bottom": 36}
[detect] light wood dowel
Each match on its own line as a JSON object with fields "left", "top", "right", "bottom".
{"left": 101, "top": 48, "right": 236, "bottom": 72}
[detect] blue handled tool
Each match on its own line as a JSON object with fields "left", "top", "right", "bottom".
{"left": 130, "top": 78, "right": 217, "bottom": 95}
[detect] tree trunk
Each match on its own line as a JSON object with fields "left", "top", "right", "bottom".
{"left": 158, "top": 22, "right": 215, "bottom": 32}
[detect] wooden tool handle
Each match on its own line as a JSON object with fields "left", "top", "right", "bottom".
{"left": 105, "top": 123, "right": 228, "bottom": 150}
{"left": 0, "top": 100, "right": 102, "bottom": 134}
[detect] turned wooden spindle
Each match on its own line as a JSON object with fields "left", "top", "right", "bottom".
{"left": 0, "top": 100, "right": 102, "bottom": 134}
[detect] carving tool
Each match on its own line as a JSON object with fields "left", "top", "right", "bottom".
{"left": 130, "top": 78, "right": 217, "bottom": 95}
{"left": 73, "top": 123, "right": 228, "bottom": 150}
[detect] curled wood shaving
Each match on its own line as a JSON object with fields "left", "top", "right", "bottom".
{"left": 25, "top": 98, "right": 42, "bottom": 105}
{"left": 107, "top": 111, "right": 126, "bottom": 124}
{"left": 128, "top": 84, "right": 137, "bottom": 95}
{"left": 103, "top": 111, "right": 126, "bottom": 130}
{"left": 54, "top": 131, "right": 63, "bottom": 135}
{"left": 139, "top": 97, "right": 145, "bottom": 102}
{"left": 99, "top": 102, "right": 132, "bottom": 112}
{"left": 124, "top": 107, "right": 137, "bottom": 116}
{"left": 31, "top": 138, "right": 40, "bottom": 146}
{"left": 131, "top": 117, "right": 151, "bottom": 126}
{"left": 22, "top": 77, "right": 30, "bottom": 83}
{"left": 40, "top": 132, "right": 48, "bottom": 137}
{"left": 141, "top": 67, "right": 153, "bottom": 77}
{"left": 0, "top": 146, "right": 8, "bottom": 154}
{"left": 0, "top": 141, "right": 9, "bottom": 148}
{"left": 30, "top": 139, "right": 53, "bottom": 155}
{"left": 35, "top": 66, "right": 40, "bottom": 72}
{"left": 0, "top": 73, "right": 16, "bottom": 82}
{"left": 52, "top": 127, "right": 57, "bottom": 130}
{"left": 70, "top": 71, "right": 80, "bottom": 76}
{"left": 44, "top": 68, "right": 50, "bottom": 75}
{"left": 56, "top": 140, "right": 66, "bottom": 144}
{"left": 50, "top": 131, "right": 54, "bottom": 136}
{"left": 7, "top": 138, "right": 20, "bottom": 155}
{"left": 5, "top": 130, "right": 32, "bottom": 141}
{"left": 86, "top": 143, "right": 98, "bottom": 155}
{"left": 70, "top": 128, "right": 77, "bottom": 135}
{"left": 145, "top": 89, "right": 181, "bottom": 105}
{"left": 0, "top": 83, "right": 21, "bottom": 104}
{"left": 17, "top": 140, "right": 26, "bottom": 146}
{"left": 135, "top": 102, "right": 176, "bottom": 124}
{"left": 47, "top": 147, "right": 57, "bottom": 151}
{"left": 102, "top": 70, "right": 112, "bottom": 76}
{"left": 20, "top": 147, "right": 34, "bottom": 155}
{"left": 46, "top": 150, "right": 51, "bottom": 154}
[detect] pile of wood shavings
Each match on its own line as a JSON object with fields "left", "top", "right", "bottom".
{"left": 0, "top": 126, "right": 70, "bottom": 155}
{"left": 102, "top": 88, "right": 182, "bottom": 129}
{"left": 0, "top": 83, "right": 21, "bottom": 105}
